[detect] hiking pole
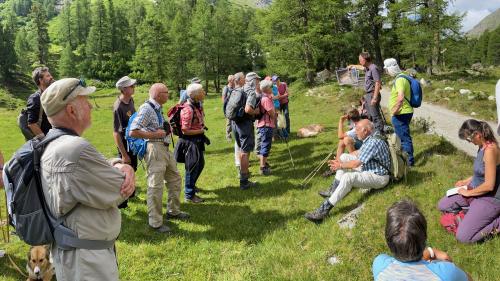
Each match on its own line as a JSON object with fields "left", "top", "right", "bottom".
{"left": 284, "top": 138, "right": 295, "bottom": 167}
{"left": 300, "top": 151, "right": 334, "bottom": 187}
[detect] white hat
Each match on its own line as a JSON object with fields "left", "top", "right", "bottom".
{"left": 383, "top": 58, "right": 402, "bottom": 75}
{"left": 116, "top": 76, "right": 137, "bottom": 90}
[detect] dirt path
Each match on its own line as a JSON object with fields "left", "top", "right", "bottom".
{"left": 380, "top": 87, "right": 498, "bottom": 157}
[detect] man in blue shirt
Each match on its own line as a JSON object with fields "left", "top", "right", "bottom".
{"left": 305, "top": 119, "right": 391, "bottom": 223}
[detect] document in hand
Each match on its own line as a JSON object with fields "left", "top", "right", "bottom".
{"left": 446, "top": 186, "right": 467, "bottom": 197}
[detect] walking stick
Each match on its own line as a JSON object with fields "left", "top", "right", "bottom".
{"left": 281, "top": 128, "right": 295, "bottom": 167}
{"left": 300, "top": 151, "right": 335, "bottom": 188}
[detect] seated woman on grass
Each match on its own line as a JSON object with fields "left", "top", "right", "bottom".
{"left": 373, "top": 200, "right": 472, "bottom": 281}
{"left": 437, "top": 119, "right": 500, "bottom": 243}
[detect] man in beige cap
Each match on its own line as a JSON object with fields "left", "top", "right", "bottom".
{"left": 129, "top": 83, "right": 189, "bottom": 233}
{"left": 40, "top": 78, "right": 135, "bottom": 281}
{"left": 113, "top": 76, "right": 137, "bottom": 209}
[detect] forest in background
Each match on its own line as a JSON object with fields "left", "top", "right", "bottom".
{"left": 0, "top": 0, "right": 498, "bottom": 92}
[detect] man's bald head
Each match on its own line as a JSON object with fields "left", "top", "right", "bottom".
{"left": 355, "top": 119, "right": 374, "bottom": 140}
{"left": 149, "top": 83, "right": 169, "bottom": 105}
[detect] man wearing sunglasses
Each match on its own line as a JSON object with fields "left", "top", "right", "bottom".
{"left": 40, "top": 78, "right": 136, "bottom": 281}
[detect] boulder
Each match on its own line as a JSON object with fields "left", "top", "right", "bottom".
{"left": 471, "top": 63, "right": 483, "bottom": 71}
{"left": 467, "top": 95, "right": 476, "bottom": 100}
{"left": 459, "top": 89, "right": 471, "bottom": 95}
{"left": 316, "top": 69, "right": 333, "bottom": 83}
{"left": 297, "top": 124, "right": 325, "bottom": 138}
{"left": 471, "top": 112, "right": 477, "bottom": 116}
{"left": 420, "top": 78, "right": 431, "bottom": 87}
{"left": 337, "top": 203, "right": 365, "bottom": 229}
{"left": 444, "top": 87, "right": 454, "bottom": 91}
{"left": 327, "top": 256, "right": 341, "bottom": 265}
{"left": 489, "top": 95, "right": 495, "bottom": 101}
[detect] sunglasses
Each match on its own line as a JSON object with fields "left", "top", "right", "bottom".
{"left": 465, "top": 132, "right": 476, "bottom": 143}
{"left": 63, "top": 79, "right": 87, "bottom": 101}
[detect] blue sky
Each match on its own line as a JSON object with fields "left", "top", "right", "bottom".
{"left": 449, "top": 0, "right": 500, "bottom": 32}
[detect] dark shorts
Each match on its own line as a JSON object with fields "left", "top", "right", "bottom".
{"left": 258, "top": 127, "right": 273, "bottom": 157}
{"left": 233, "top": 119, "right": 255, "bottom": 153}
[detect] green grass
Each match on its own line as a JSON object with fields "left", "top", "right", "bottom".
{"left": 418, "top": 67, "right": 499, "bottom": 121}
{"left": 0, "top": 82, "right": 499, "bottom": 280}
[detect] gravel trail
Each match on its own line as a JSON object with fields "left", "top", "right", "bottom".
{"left": 380, "top": 87, "right": 498, "bottom": 157}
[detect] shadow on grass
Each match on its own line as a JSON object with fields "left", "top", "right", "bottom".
{"left": 119, "top": 204, "right": 302, "bottom": 245}
{"left": 414, "top": 137, "right": 457, "bottom": 166}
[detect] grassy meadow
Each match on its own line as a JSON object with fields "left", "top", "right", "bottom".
{"left": 0, "top": 82, "right": 499, "bottom": 280}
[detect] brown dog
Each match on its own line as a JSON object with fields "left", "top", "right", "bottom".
{"left": 26, "top": 245, "right": 54, "bottom": 281}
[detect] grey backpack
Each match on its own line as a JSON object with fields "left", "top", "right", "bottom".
{"left": 4, "top": 128, "right": 115, "bottom": 249}
{"left": 224, "top": 88, "right": 247, "bottom": 121}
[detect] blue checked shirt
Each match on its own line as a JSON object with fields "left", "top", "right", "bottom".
{"left": 358, "top": 132, "right": 391, "bottom": 176}
{"left": 130, "top": 99, "right": 170, "bottom": 142}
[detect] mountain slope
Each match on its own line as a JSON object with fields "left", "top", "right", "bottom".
{"left": 466, "top": 8, "right": 500, "bottom": 37}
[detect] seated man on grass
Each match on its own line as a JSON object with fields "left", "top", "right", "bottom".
{"left": 305, "top": 119, "right": 391, "bottom": 223}
{"left": 323, "top": 108, "right": 364, "bottom": 177}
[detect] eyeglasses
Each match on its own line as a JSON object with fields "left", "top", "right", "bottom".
{"left": 63, "top": 79, "right": 87, "bottom": 101}
{"left": 465, "top": 132, "right": 476, "bottom": 143}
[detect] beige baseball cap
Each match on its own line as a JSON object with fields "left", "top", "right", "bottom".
{"left": 41, "top": 78, "right": 96, "bottom": 117}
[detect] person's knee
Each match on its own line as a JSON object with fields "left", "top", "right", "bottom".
{"left": 339, "top": 153, "right": 351, "bottom": 162}
{"left": 455, "top": 226, "right": 476, "bottom": 243}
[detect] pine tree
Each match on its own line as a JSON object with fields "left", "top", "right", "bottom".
{"left": 0, "top": 6, "right": 18, "bottom": 79}
{"left": 486, "top": 26, "right": 500, "bottom": 66}
{"left": 28, "top": 0, "right": 50, "bottom": 65}
{"left": 190, "top": 0, "right": 215, "bottom": 89}
{"left": 132, "top": 10, "right": 170, "bottom": 82}
{"left": 59, "top": 42, "right": 77, "bottom": 77}
{"left": 170, "top": 7, "right": 193, "bottom": 90}
{"left": 85, "top": 0, "right": 111, "bottom": 79}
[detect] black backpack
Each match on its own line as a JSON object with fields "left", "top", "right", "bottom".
{"left": 4, "top": 128, "right": 115, "bottom": 249}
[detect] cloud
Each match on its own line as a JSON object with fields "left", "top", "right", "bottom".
{"left": 450, "top": 0, "right": 500, "bottom": 13}
{"left": 448, "top": 0, "right": 500, "bottom": 32}
{"left": 461, "top": 9, "right": 492, "bottom": 32}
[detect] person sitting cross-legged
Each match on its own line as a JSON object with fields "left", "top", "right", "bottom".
{"left": 305, "top": 119, "right": 391, "bottom": 223}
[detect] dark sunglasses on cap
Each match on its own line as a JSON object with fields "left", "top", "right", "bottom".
{"left": 63, "top": 79, "right": 87, "bottom": 101}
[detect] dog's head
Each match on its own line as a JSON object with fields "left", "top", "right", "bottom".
{"left": 28, "top": 246, "right": 50, "bottom": 278}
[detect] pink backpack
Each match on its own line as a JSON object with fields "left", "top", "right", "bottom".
{"left": 439, "top": 211, "right": 466, "bottom": 234}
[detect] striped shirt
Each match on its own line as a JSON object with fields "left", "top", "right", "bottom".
{"left": 358, "top": 132, "right": 391, "bottom": 176}
{"left": 130, "top": 99, "right": 170, "bottom": 142}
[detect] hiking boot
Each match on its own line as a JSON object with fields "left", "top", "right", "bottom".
{"left": 240, "top": 180, "right": 256, "bottom": 190}
{"left": 305, "top": 200, "right": 334, "bottom": 223}
{"left": 166, "top": 211, "right": 190, "bottom": 220}
{"left": 194, "top": 186, "right": 204, "bottom": 193}
{"left": 260, "top": 166, "right": 271, "bottom": 176}
{"left": 151, "top": 224, "right": 171, "bottom": 233}
{"left": 186, "top": 195, "right": 205, "bottom": 203}
{"left": 265, "top": 162, "right": 271, "bottom": 168}
{"left": 318, "top": 180, "right": 340, "bottom": 198}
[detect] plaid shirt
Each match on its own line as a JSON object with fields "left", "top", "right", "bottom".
{"left": 358, "top": 132, "right": 391, "bottom": 176}
{"left": 130, "top": 99, "right": 169, "bottom": 142}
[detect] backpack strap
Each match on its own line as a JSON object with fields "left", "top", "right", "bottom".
{"left": 34, "top": 128, "right": 116, "bottom": 250}
{"left": 146, "top": 101, "right": 163, "bottom": 125}
{"left": 395, "top": 74, "right": 412, "bottom": 106}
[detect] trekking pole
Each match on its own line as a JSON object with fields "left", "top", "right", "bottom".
{"left": 284, "top": 138, "right": 295, "bottom": 167}
{"left": 300, "top": 151, "right": 334, "bottom": 187}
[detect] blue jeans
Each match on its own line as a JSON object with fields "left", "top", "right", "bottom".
{"left": 280, "top": 103, "right": 290, "bottom": 135}
{"left": 185, "top": 151, "right": 205, "bottom": 199}
{"left": 392, "top": 113, "right": 414, "bottom": 165}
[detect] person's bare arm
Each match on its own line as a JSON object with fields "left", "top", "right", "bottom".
{"left": 338, "top": 115, "right": 348, "bottom": 139}
{"left": 129, "top": 129, "right": 166, "bottom": 139}
{"left": 372, "top": 81, "right": 381, "bottom": 105}
{"left": 458, "top": 146, "right": 498, "bottom": 197}
{"left": 27, "top": 123, "right": 44, "bottom": 136}
{"left": 113, "top": 132, "right": 131, "bottom": 164}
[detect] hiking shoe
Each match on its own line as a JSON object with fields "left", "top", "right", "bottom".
{"left": 318, "top": 180, "right": 340, "bottom": 198}
{"left": 166, "top": 211, "right": 190, "bottom": 220}
{"left": 260, "top": 167, "right": 271, "bottom": 176}
{"left": 265, "top": 162, "right": 272, "bottom": 168}
{"left": 305, "top": 200, "right": 333, "bottom": 223}
{"left": 240, "top": 180, "right": 256, "bottom": 190}
{"left": 186, "top": 195, "right": 205, "bottom": 203}
{"left": 151, "top": 225, "right": 171, "bottom": 233}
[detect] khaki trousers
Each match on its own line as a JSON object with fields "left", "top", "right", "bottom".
{"left": 144, "top": 142, "right": 182, "bottom": 228}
